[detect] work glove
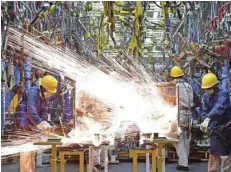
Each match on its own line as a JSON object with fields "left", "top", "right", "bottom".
{"left": 37, "top": 121, "right": 52, "bottom": 131}
{"left": 200, "top": 118, "right": 210, "bottom": 132}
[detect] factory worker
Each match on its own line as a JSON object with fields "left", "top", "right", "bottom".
{"left": 20, "top": 75, "right": 64, "bottom": 172}
{"left": 170, "top": 66, "right": 194, "bottom": 171}
{"left": 27, "top": 75, "right": 57, "bottom": 130}
{"left": 200, "top": 73, "right": 231, "bottom": 172}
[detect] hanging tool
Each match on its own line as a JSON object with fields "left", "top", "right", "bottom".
{"left": 128, "top": 1, "right": 143, "bottom": 56}
{"left": 103, "top": 1, "right": 116, "bottom": 45}
{"left": 97, "top": 12, "right": 105, "bottom": 56}
{"left": 30, "top": 1, "right": 61, "bottom": 27}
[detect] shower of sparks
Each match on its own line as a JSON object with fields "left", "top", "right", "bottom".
{"left": 7, "top": 28, "right": 177, "bottom": 148}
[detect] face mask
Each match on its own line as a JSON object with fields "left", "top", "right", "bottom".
{"left": 205, "top": 89, "right": 214, "bottom": 96}
{"left": 43, "top": 91, "right": 52, "bottom": 98}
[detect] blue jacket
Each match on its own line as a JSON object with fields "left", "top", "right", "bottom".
{"left": 202, "top": 88, "right": 231, "bottom": 156}
{"left": 202, "top": 89, "right": 231, "bottom": 125}
{"left": 218, "top": 66, "right": 230, "bottom": 90}
{"left": 27, "top": 85, "right": 52, "bottom": 124}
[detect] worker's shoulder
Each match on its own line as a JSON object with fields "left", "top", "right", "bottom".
{"left": 177, "top": 81, "right": 192, "bottom": 88}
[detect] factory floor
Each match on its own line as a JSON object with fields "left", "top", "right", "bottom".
{"left": 1, "top": 162, "right": 208, "bottom": 172}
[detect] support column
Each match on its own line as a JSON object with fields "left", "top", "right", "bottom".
{"left": 79, "top": 152, "right": 84, "bottom": 172}
{"left": 88, "top": 146, "right": 94, "bottom": 172}
{"left": 146, "top": 145, "right": 152, "bottom": 172}
{"left": 50, "top": 145, "right": 57, "bottom": 172}
{"left": 132, "top": 153, "right": 138, "bottom": 172}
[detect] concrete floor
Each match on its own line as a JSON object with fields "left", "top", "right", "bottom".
{"left": 1, "top": 162, "right": 208, "bottom": 172}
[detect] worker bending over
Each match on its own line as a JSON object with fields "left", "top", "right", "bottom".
{"left": 27, "top": 75, "right": 57, "bottom": 130}
{"left": 18, "top": 75, "right": 58, "bottom": 172}
{"left": 200, "top": 72, "right": 231, "bottom": 172}
{"left": 170, "top": 66, "right": 194, "bottom": 171}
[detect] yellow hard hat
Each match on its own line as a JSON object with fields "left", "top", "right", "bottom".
{"left": 40, "top": 75, "right": 57, "bottom": 93}
{"left": 201, "top": 73, "right": 219, "bottom": 89}
{"left": 170, "top": 66, "right": 184, "bottom": 77}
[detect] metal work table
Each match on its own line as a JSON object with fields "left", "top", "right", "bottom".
{"left": 152, "top": 138, "right": 178, "bottom": 172}
{"left": 33, "top": 141, "right": 62, "bottom": 172}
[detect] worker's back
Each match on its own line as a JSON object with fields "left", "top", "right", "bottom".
{"left": 176, "top": 78, "right": 194, "bottom": 109}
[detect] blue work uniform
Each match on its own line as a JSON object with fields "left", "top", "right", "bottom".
{"left": 218, "top": 65, "right": 230, "bottom": 90}
{"left": 27, "top": 85, "right": 52, "bottom": 124}
{"left": 202, "top": 88, "right": 231, "bottom": 156}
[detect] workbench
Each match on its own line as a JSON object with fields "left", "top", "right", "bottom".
{"left": 33, "top": 141, "right": 62, "bottom": 172}
{"left": 128, "top": 138, "right": 178, "bottom": 172}
{"left": 31, "top": 137, "right": 178, "bottom": 172}
{"left": 152, "top": 138, "right": 178, "bottom": 172}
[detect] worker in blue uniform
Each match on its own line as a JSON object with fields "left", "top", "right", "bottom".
{"left": 200, "top": 72, "right": 231, "bottom": 172}
{"left": 19, "top": 75, "right": 58, "bottom": 172}
{"left": 27, "top": 75, "right": 58, "bottom": 130}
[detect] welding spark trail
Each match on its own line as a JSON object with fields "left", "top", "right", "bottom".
{"left": 8, "top": 28, "right": 177, "bottom": 146}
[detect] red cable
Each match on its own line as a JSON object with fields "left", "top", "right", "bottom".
{"left": 218, "top": 2, "right": 231, "bottom": 23}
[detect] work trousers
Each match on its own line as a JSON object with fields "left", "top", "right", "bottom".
{"left": 208, "top": 154, "right": 231, "bottom": 172}
{"left": 20, "top": 151, "right": 35, "bottom": 172}
{"left": 174, "top": 130, "right": 191, "bottom": 167}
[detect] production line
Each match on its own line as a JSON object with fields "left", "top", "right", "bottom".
{"left": 1, "top": 1, "right": 231, "bottom": 172}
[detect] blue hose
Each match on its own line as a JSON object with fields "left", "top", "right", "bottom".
{"left": 1, "top": 83, "right": 5, "bottom": 136}
{"left": 14, "top": 64, "right": 20, "bottom": 84}
{"left": 23, "top": 57, "right": 32, "bottom": 92}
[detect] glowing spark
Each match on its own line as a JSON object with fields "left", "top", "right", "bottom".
{"left": 8, "top": 28, "right": 177, "bottom": 147}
